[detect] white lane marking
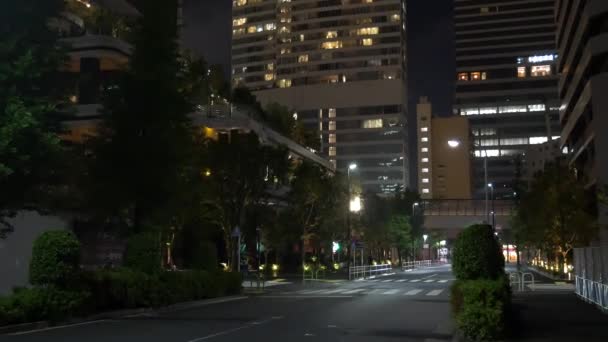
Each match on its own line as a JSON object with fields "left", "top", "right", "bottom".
{"left": 343, "top": 288, "right": 366, "bottom": 294}
{"left": 381, "top": 279, "right": 393, "bottom": 283}
{"left": 438, "top": 280, "right": 449, "bottom": 283}
{"left": 365, "top": 289, "right": 385, "bottom": 295}
{"left": 396, "top": 279, "right": 407, "bottom": 282}
{"left": 298, "top": 289, "right": 327, "bottom": 294}
{"left": 426, "top": 289, "right": 444, "bottom": 296}
{"left": 189, "top": 316, "right": 281, "bottom": 342}
{"left": 319, "top": 288, "right": 347, "bottom": 294}
{"left": 260, "top": 295, "right": 353, "bottom": 298}
{"left": 405, "top": 289, "right": 423, "bottom": 296}
{"left": 368, "top": 279, "right": 381, "bottom": 282}
{"left": 410, "top": 279, "right": 421, "bottom": 283}
{"left": 9, "top": 320, "right": 111, "bottom": 336}
{"left": 424, "top": 279, "right": 435, "bottom": 283}
{"left": 422, "top": 274, "right": 438, "bottom": 280}
{"left": 382, "top": 289, "right": 399, "bottom": 295}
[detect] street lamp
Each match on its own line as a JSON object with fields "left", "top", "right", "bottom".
{"left": 487, "top": 183, "right": 494, "bottom": 227}
{"left": 447, "top": 139, "right": 461, "bottom": 148}
{"left": 347, "top": 162, "right": 357, "bottom": 268}
{"left": 423, "top": 234, "right": 429, "bottom": 261}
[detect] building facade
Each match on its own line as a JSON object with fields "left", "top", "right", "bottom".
{"left": 454, "top": 0, "right": 561, "bottom": 199}
{"left": 231, "top": 0, "right": 408, "bottom": 194}
{"left": 417, "top": 97, "right": 472, "bottom": 200}
{"left": 556, "top": 1, "right": 608, "bottom": 246}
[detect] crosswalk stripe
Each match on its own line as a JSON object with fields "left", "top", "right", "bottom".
{"left": 424, "top": 279, "right": 435, "bottom": 283}
{"left": 382, "top": 289, "right": 399, "bottom": 295}
{"left": 298, "top": 289, "right": 326, "bottom": 294}
{"left": 426, "top": 289, "right": 444, "bottom": 296}
{"left": 319, "top": 288, "right": 346, "bottom": 294}
{"left": 366, "top": 289, "right": 384, "bottom": 295}
{"left": 438, "top": 280, "right": 449, "bottom": 283}
{"left": 410, "top": 279, "right": 421, "bottom": 283}
{"left": 396, "top": 279, "right": 407, "bottom": 282}
{"left": 381, "top": 279, "right": 393, "bottom": 283}
{"left": 405, "top": 289, "right": 423, "bottom": 296}
{"left": 343, "top": 289, "right": 365, "bottom": 294}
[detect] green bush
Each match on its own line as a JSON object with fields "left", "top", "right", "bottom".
{"left": 185, "top": 240, "right": 218, "bottom": 271}
{"left": 80, "top": 268, "right": 153, "bottom": 311}
{"left": 452, "top": 277, "right": 511, "bottom": 341}
{"left": 0, "top": 287, "right": 88, "bottom": 326}
{"left": 452, "top": 224, "right": 505, "bottom": 281}
{"left": 124, "top": 232, "right": 162, "bottom": 274}
{"left": 29, "top": 230, "right": 81, "bottom": 287}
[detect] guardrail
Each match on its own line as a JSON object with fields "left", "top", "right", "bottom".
{"left": 349, "top": 264, "right": 393, "bottom": 280}
{"left": 575, "top": 276, "right": 608, "bottom": 311}
{"left": 508, "top": 271, "right": 535, "bottom": 291}
{"left": 402, "top": 260, "right": 432, "bottom": 271}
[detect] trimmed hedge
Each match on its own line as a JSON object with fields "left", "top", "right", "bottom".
{"left": 452, "top": 224, "right": 504, "bottom": 281}
{"left": 29, "top": 230, "right": 81, "bottom": 287}
{"left": 451, "top": 277, "right": 511, "bottom": 341}
{"left": 124, "top": 232, "right": 162, "bottom": 274}
{"left": 0, "top": 287, "right": 88, "bottom": 326}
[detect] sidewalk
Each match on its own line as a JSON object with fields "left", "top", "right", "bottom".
{"left": 509, "top": 290, "right": 608, "bottom": 341}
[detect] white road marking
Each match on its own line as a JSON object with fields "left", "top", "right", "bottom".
{"left": 343, "top": 288, "right": 366, "bottom": 294}
{"left": 410, "top": 279, "right": 421, "bottom": 283}
{"left": 298, "top": 289, "right": 327, "bottom": 294}
{"left": 188, "top": 317, "right": 279, "bottom": 341}
{"left": 260, "top": 295, "right": 353, "bottom": 298}
{"left": 9, "top": 320, "right": 111, "bottom": 336}
{"left": 396, "top": 279, "right": 407, "bottom": 282}
{"left": 382, "top": 289, "right": 400, "bottom": 295}
{"left": 381, "top": 279, "right": 393, "bottom": 283}
{"left": 426, "top": 289, "right": 444, "bottom": 296}
{"left": 424, "top": 279, "right": 435, "bottom": 283}
{"left": 405, "top": 289, "right": 423, "bottom": 295}
{"left": 366, "top": 289, "right": 385, "bottom": 295}
{"left": 438, "top": 280, "right": 449, "bottom": 283}
{"left": 319, "top": 288, "right": 347, "bottom": 294}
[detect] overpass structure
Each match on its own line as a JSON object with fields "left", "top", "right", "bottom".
{"left": 420, "top": 199, "right": 515, "bottom": 239}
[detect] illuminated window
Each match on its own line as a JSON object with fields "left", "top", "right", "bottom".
{"left": 391, "top": 13, "right": 400, "bottom": 22}
{"left": 280, "top": 48, "right": 291, "bottom": 55}
{"left": 265, "top": 23, "right": 276, "bottom": 31}
{"left": 264, "top": 73, "right": 275, "bottom": 81}
{"left": 329, "top": 146, "right": 336, "bottom": 156}
{"left": 422, "top": 178, "right": 429, "bottom": 183}
{"left": 279, "top": 26, "right": 290, "bottom": 33}
{"left": 326, "top": 31, "right": 338, "bottom": 39}
{"left": 328, "top": 121, "right": 336, "bottom": 130}
{"left": 233, "top": 17, "right": 247, "bottom": 27}
{"left": 422, "top": 168, "right": 429, "bottom": 173}
{"left": 531, "top": 65, "right": 551, "bottom": 77}
{"left": 329, "top": 108, "right": 336, "bottom": 118}
{"left": 298, "top": 54, "right": 309, "bottom": 63}
{"left": 528, "top": 104, "right": 545, "bottom": 112}
{"left": 362, "top": 119, "right": 383, "bottom": 128}
{"left": 421, "top": 127, "right": 428, "bottom": 132}
{"left": 471, "top": 72, "right": 481, "bottom": 80}
{"left": 530, "top": 137, "right": 549, "bottom": 145}
{"left": 322, "top": 41, "right": 342, "bottom": 49}
{"left": 329, "top": 134, "right": 336, "bottom": 143}
{"left": 500, "top": 138, "right": 528, "bottom": 146}
{"left": 233, "top": 28, "right": 245, "bottom": 35}
{"left": 458, "top": 73, "right": 469, "bottom": 81}
{"left": 421, "top": 158, "right": 429, "bottom": 163}
{"left": 517, "top": 67, "right": 526, "bottom": 78}
{"left": 481, "top": 72, "right": 487, "bottom": 80}
{"left": 461, "top": 108, "right": 479, "bottom": 115}
{"left": 362, "top": 38, "right": 374, "bottom": 46}
{"left": 357, "top": 27, "right": 379, "bottom": 35}
{"left": 299, "top": 34, "right": 305, "bottom": 41}
{"left": 421, "top": 137, "right": 428, "bottom": 142}
{"left": 422, "top": 188, "right": 430, "bottom": 194}
{"left": 481, "top": 6, "right": 489, "bottom": 13}
{"left": 421, "top": 147, "right": 428, "bottom": 153}
{"left": 247, "top": 26, "right": 257, "bottom": 33}
{"left": 474, "top": 149, "right": 500, "bottom": 157}
{"left": 267, "top": 63, "right": 274, "bottom": 71}
{"left": 499, "top": 106, "right": 527, "bottom": 113}
{"left": 234, "top": 0, "right": 247, "bottom": 6}
{"left": 277, "top": 79, "right": 291, "bottom": 88}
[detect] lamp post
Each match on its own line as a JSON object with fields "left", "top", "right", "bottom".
{"left": 488, "top": 183, "right": 494, "bottom": 226}
{"left": 412, "top": 202, "right": 419, "bottom": 261}
{"left": 423, "top": 234, "right": 429, "bottom": 261}
{"left": 347, "top": 163, "right": 357, "bottom": 268}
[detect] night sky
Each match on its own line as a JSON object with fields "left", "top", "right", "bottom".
{"left": 182, "top": 0, "right": 455, "bottom": 116}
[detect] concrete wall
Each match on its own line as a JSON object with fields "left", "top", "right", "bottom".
{"left": 431, "top": 116, "right": 472, "bottom": 199}
{"left": 0, "top": 212, "right": 69, "bottom": 295}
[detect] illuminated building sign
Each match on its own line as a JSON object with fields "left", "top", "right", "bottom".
{"left": 518, "top": 54, "right": 558, "bottom": 64}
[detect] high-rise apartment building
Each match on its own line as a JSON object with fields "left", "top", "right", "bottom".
{"left": 556, "top": 0, "right": 608, "bottom": 235}
{"left": 231, "top": 0, "right": 408, "bottom": 193}
{"left": 417, "top": 97, "right": 472, "bottom": 200}
{"left": 454, "top": 0, "right": 561, "bottom": 199}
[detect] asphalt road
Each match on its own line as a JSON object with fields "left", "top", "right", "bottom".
{"left": 5, "top": 264, "right": 455, "bottom": 342}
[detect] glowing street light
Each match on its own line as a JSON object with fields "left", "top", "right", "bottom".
{"left": 350, "top": 195, "right": 361, "bottom": 213}
{"left": 349, "top": 163, "right": 358, "bottom": 171}
{"left": 447, "top": 139, "right": 461, "bottom": 148}
{"left": 423, "top": 234, "right": 428, "bottom": 242}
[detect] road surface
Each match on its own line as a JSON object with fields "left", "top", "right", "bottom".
{"left": 5, "top": 264, "right": 455, "bottom": 342}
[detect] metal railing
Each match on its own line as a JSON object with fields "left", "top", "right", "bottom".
{"left": 402, "top": 260, "right": 432, "bottom": 271}
{"left": 508, "top": 271, "right": 535, "bottom": 291}
{"left": 575, "top": 276, "right": 608, "bottom": 311}
{"left": 421, "top": 199, "right": 514, "bottom": 216}
{"left": 349, "top": 264, "right": 393, "bottom": 280}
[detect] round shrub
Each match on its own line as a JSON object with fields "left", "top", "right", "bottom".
{"left": 29, "top": 230, "right": 81, "bottom": 287}
{"left": 124, "top": 232, "right": 162, "bottom": 274}
{"left": 453, "top": 224, "right": 505, "bottom": 280}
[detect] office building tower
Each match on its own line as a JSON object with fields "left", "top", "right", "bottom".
{"left": 232, "top": 0, "right": 408, "bottom": 193}
{"left": 454, "top": 0, "right": 560, "bottom": 198}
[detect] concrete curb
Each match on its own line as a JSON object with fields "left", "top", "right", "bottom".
{"left": 0, "top": 295, "right": 248, "bottom": 335}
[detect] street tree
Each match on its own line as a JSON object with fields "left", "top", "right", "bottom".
{"left": 0, "top": 0, "right": 67, "bottom": 237}
{"left": 86, "top": 0, "right": 194, "bottom": 231}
